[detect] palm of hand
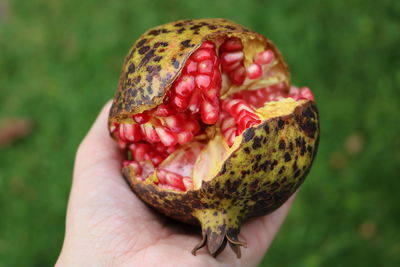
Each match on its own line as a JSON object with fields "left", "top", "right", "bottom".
{"left": 56, "top": 102, "right": 296, "bottom": 267}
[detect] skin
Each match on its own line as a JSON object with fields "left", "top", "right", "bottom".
{"left": 56, "top": 101, "right": 297, "bottom": 267}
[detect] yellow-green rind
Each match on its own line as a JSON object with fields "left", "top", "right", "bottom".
{"left": 109, "top": 18, "right": 289, "bottom": 124}
{"left": 123, "top": 100, "right": 320, "bottom": 258}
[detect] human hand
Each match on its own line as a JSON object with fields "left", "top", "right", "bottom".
{"left": 56, "top": 101, "right": 297, "bottom": 267}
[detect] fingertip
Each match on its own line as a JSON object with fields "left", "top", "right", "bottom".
{"left": 74, "top": 100, "right": 121, "bottom": 173}
{"left": 88, "top": 100, "right": 114, "bottom": 136}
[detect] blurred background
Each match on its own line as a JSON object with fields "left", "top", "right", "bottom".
{"left": 0, "top": 0, "right": 399, "bottom": 266}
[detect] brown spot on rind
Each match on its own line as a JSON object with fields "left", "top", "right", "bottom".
{"left": 288, "top": 141, "right": 294, "bottom": 151}
{"left": 138, "top": 45, "right": 150, "bottom": 55}
{"left": 136, "top": 38, "right": 147, "bottom": 47}
{"left": 172, "top": 58, "right": 180, "bottom": 69}
{"left": 284, "top": 152, "right": 291, "bottom": 162}
{"left": 279, "top": 139, "right": 286, "bottom": 150}
{"left": 270, "top": 160, "right": 278, "bottom": 170}
{"left": 263, "top": 124, "right": 270, "bottom": 134}
{"left": 153, "top": 56, "right": 163, "bottom": 62}
{"left": 224, "top": 25, "right": 236, "bottom": 30}
{"left": 181, "top": 39, "right": 192, "bottom": 48}
{"left": 190, "top": 24, "right": 203, "bottom": 31}
{"left": 243, "top": 128, "right": 255, "bottom": 142}
{"left": 277, "top": 119, "right": 285, "bottom": 130}
{"left": 252, "top": 136, "right": 262, "bottom": 149}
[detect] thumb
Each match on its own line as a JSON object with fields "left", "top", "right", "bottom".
{"left": 73, "top": 100, "right": 123, "bottom": 183}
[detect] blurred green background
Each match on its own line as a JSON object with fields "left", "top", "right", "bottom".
{"left": 1, "top": 0, "right": 399, "bottom": 266}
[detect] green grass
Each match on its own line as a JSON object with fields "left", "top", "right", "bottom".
{"left": 0, "top": 0, "right": 399, "bottom": 266}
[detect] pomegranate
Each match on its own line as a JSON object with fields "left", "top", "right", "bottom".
{"left": 109, "top": 18, "right": 319, "bottom": 258}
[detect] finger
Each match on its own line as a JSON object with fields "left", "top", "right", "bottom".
{"left": 74, "top": 100, "right": 122, "bottom": 177}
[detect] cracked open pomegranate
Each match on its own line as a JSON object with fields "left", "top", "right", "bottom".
{"left": 109, "top": 18, "right": 319, "bottom": 258}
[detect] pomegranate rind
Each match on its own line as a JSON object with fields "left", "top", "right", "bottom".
{"left": 109, "top": 18, "right": 289, "bottom": 125}
{"left": 122, "top": 101, "right": 320, "bottom": 258}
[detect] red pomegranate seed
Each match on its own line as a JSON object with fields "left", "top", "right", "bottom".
{"left": 123, "top": 161, "right": 143, "bottom": 175}
{"left": 195, "top": 74, "right": 211, "bottom": 89}
{"left": 223, "top": 127, "right": 236, "bottom": 147}
{"left": 247, "top": 95, "right": 259, "bottom": 106}
{"left": 230, "top": 101, "right": 255, "bottom": 116}
{"left": 157, "top": 169, "right": 185, "bottom": 191}
{"left": 154, "top": 104, "right": 173, "bottom": 117}
{"left": 155, "top": 127, "right": 178, "bottom": 146}
{"left": 132, "top": 123, "right": 142, "bottom": 141}
{"left": 222, "top": 126, "right": 235, "bottom": 137}
{"left": 165, "top": 172, "right": 185, "bottom": 191}
{"left": 229, "top": 66, "right": 246, "bottom": 86}
{"left": 200, "top": 41, "right": 215, "bottom": 49}
{"left": 177, "top": 130, "right": 193, "bottom": 145}
{"left": 185, "top": 118, "right": 200, "bottom": 134}
{"left": 152, "top": 155, "right": 165, "bottom": 166}
{"left": 171, "top": 94, "right": 189, "bottom": 110}
{"left": 220, "top": 38, "right": 243, "bottom": 52}
{"left": 299, "top": 87, "right": 315, "bottom": 101}
{"left": 200, "top": 99, "right": 219, "bottom": 124}
{"left": 155, "top": 143, "right": 168, "bottom": 152}
{"left": 235, "top": 108, "right": 257, "bottom": 121}
{"left": 235, "top": 109, "right": 252, "bottom": 124}
{"left": 222, "top": 99, "right": 240, "bottom": 111}
{"left": 266, "top": 93, "right": 278, "bottom": 102}
{"left": 289, "top": 86, "right": 300, "bottom": 100}
{"left": 227, "top": 133, "right": 236, "bottom": 147}
{"left": 182, "top": 177, "right": 193, "bottom": 190}
{"left": 133, "top": 113, "right": 150, "bottom": 124}
{"left": 166, "top": 145, "right": 178, "bottom": 154}
{"left": 237, "top": 115, "right": 260, "bottom": 132}
{"left": 163, "top": 114, "right": 184, "bottom": 132}
{"left": 188, "top": 89, "right": 201, "bottom": 113}
{"left": 256, "top": 88, "right": 269, "bottom": 98}
{"left": 254, "top": 49, "right": 275, "bottom": 65}
{"left": 140, "top": 124, "right": 160, "bottom": 143}
{"left": 221, "top": 61, "right": 240, "bottom": 73}
{"left": 192, "top": 49, "right": 211, "bottom": 62}
{"left": 157, "top": 169, "right": 167, "bottom": 183}
{"left": 221, "top": 117, "right": 236, "bottom": 132}
{"left": 130, "top": 143, "right": 149, "bottom": 162}
{"left": 221, "top": 51, "right": 244, "bottom": 65}
{"left": 175, "top": 75, "right": 195, "bottom": 97}
{"left": 203, "top": 84, "right": 219, "bottom": 100}
{"left": 118, "top": 124, "right": 127, "bottom": 142}
{"left": 119, "top": 123, "right": 141, "bottom": 142}
{"left": 198, "top": 60, "right": 213, "bottom": 74}
{"left": 186, "top": 60, "right": 197, "bottom": 74}
{"left": 246, "top": 63, "right": 262, "bottom": 79}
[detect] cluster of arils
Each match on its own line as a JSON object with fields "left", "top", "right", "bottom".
{"left": 111, "top": 38, "right": 314, "bottom": 191}
{"left": 219, "top": 37, "right": 275, "bottom": 87}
